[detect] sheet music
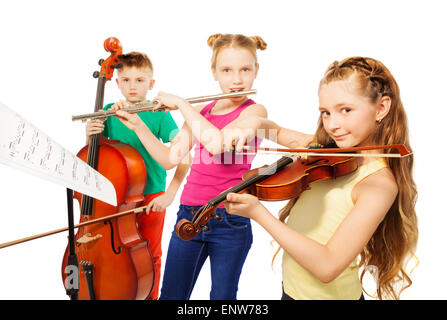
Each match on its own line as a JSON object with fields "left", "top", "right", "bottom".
{"left": 0, "top": 102, "right": 117, "bottom": 206}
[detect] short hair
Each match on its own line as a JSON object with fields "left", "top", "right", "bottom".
{"left": 118, "top": 51, "right": 153, "bottom": 73}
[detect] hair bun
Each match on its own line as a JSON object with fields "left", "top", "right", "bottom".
{"left": 250, "top": 36, "right": 267, "bottom": 50}
{"left": 207, "top": 33, "right": 223, "bottom": 48}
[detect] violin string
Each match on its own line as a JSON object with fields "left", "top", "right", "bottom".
{"left": 236, "top": 151, "right": 404, "bottom": 158}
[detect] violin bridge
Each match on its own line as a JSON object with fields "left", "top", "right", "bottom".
{"left": 297, "top": 153, "right": 309, "bottom": 161}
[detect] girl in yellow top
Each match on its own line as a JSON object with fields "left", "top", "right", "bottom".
{"left": 225, "top": 57, "right": 418, "bottom": 300}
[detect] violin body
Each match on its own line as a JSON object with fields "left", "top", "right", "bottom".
{"left": 61, "top": 138, "right": 154, "bottom": 300}
{"left": 176, "top": 155, "right": 358, "bottom": 241}
{"left": 243, "top": 155, "right": 358, "bottom": 201}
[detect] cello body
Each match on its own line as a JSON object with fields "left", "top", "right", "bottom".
{"left": 61, "top": 138, "right": 154, "bottom": 300}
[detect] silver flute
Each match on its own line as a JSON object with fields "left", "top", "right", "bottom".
{"left": 72, "top": 89, "right": 257, "bottom": 122}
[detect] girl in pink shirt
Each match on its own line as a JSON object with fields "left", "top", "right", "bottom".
{"left": 114, "top": 33, "right": 268, "bottom": 299}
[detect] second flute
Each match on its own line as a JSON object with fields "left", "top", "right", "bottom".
{"left": 72, "top": 89, "right": 257, "bottom": 122}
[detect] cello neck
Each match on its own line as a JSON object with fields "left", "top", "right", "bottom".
{"left": 81, "top": 76, "right": 107, "bottom": 216}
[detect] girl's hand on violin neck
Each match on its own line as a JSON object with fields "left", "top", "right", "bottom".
{"left": 86, "top": 120, "right": 105, "bottom": 138}
{"left": 225, "top": 192, "right": 264, "bottom": 220}
{"left": 153, "top": 91, "right": 187, "bottom": 112}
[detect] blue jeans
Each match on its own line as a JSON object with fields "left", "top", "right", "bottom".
{"left": 159, "top": 204, "right": 253, "bottom": 300}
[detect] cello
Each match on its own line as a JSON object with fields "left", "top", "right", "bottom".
{"left": 61, "top": 37, "right": 154, "bottom": 300}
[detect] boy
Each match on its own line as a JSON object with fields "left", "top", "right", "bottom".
{"left": 86, "top": 52, "right": 190, "bottom": 300}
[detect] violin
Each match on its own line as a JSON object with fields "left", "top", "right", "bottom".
{"left": 175, "top": 144, "right": 412, "bottom": 241}
{"left": 61, "top": 37, "right": 154, "bottom": 300}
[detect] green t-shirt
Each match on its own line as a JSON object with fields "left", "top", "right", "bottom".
{"left": 102, "top": 102, "right": 179, "bottom": 195}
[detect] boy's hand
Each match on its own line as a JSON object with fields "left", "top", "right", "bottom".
{"left": 146, "top": 192, "right": 175, "bottom": 213}
{"left": 86, "top": 119, "right": 105, "bottom": 138}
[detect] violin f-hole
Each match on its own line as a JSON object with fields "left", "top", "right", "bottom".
{"left": 302, "top": 158, "right": 329, "bottom": 166}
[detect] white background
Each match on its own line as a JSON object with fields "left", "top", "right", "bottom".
{"left": 0, "top": 0, "right": 446, "bottom": 300}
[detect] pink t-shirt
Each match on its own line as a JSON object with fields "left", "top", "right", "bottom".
{"left": 180, "top": 99, "right": 261, "bottom": 207}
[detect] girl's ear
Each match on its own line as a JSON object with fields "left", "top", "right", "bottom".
{"left": 254, "top": 63, "right": 259, "bottom": 79}
{"left": 376, "top": 96, "right": 392, "bottom": 122}
{"left": 211, "top": 66, "right": 218, "bottom": 81}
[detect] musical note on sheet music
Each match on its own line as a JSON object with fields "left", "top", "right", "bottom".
{"left": 0, "top": 102, "right": 116, "bottom": 206}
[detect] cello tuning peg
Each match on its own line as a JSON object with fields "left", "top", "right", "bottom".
{"left": 98, "top": 59, "right": 104, "bottom": 66}
{"left": 111, "top": 63, "right": 123, "bottom": 69}
{"left": 93, "top": 71, "right": 100, "bottom": 78}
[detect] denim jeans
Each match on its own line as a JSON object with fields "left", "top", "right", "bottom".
{"left": 159, "top": 204, "right": 253, "bottom": 300}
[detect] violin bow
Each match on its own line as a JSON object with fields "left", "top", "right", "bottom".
{"left": 241, "top": 144, "right": 413, "bottom": 158}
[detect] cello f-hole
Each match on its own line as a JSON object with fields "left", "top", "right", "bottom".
{"left": 105, "top": 220, "right": 122, "bottom": 255}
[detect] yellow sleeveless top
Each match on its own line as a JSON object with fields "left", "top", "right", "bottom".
{"left": 282, "top": 158, "right": 388, "bottom": 300}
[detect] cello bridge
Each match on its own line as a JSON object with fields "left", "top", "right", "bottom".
{"left": 76, "top": 233, "right": 102, "bottom": 244}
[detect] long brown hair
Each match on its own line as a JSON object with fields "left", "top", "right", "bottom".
{"left": 277, "top": 57, "right": 418, "bottom": 299}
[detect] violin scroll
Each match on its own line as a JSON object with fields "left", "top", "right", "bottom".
{"left": 176, "top": 205, "right": 221, "bottom": 240}
{"left": 175, "top": 219, "right": 198, "bottom": 241}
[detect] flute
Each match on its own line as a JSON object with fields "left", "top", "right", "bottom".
{"left": 72, "top": 89, "right": 257, "bottom": 122}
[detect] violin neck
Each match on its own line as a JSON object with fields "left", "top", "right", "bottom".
{"left": 208, "top": 156, "right": 294, "bottom": 206}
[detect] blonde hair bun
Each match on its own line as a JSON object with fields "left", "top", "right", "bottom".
{"left": 207, "top": 33, "right": 223, "bottom": 48}
{"left": 250, "top": 36, "right": 267, "bottom": 50}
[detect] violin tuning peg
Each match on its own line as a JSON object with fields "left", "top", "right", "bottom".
{"left": 199, "top": 224, "right": 211, "bottom": 232}
{"left": 93, "top": 71, "right": 100, "bottom": 78}
{"left": 98, "top": 59, "right": 104, "bottom": 66}
{"left": 211, "top": 212, "right": 223, "bottom": 221}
